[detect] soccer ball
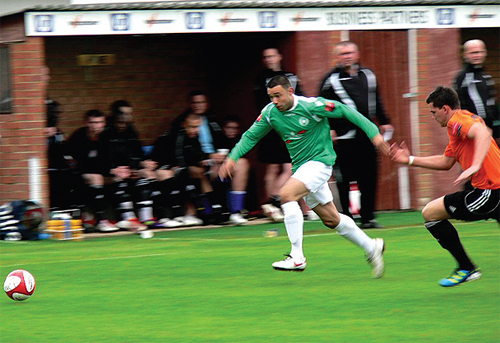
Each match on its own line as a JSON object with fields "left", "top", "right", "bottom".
{"left": 4, "top": 269, "right": 36, "bottom": 301}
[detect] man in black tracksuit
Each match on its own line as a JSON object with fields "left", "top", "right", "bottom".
{"left": 319, "top": 41, "right": 393, "bottom": 228}
{"left": 454, "top": 39, "right": 499, "bottom": 146}
{"left": 100, "top": 100, "right": 152, "bottom": 231}
{"left": 45, "top": 100, "right": 74, "bottom": 210}
{"left": 254, "top": 47, "right": 303, "bottom": 221}
{"left": 66, "top": 109, "right": 118, "bottom": 232}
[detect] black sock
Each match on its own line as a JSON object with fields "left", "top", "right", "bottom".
{"left": 158, "top": 178, "right": 183, "bottom": 218}
{"left": 113, "top": 181, "right": 135, "bottom": 220}
{"left": 425, "top": 220, "right": 476, "bottom": 271}
{"left": 89, "top": 185, "right": 106, "bottom": 222}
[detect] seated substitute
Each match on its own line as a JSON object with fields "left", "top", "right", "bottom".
{"left": 215, "top": 115, "right": 251, "bottom": 225}
{"left": 67, "top": 109, "right": 118, "bottom": 232}
{"left": 100, "top": 100, "right": 154, "bottom": 231}
{"left": 151, "top": 113, "right": 226, "bottom": 226}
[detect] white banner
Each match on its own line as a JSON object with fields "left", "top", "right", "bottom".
{"left": 25, "top": 5, "right": 500, "bottom": 36}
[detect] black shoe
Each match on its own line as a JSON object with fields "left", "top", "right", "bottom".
{"left": 361, "top": 220, "right": 383, "bottom": 229}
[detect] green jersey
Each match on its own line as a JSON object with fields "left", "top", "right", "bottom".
{"left": 229, "top": 95, "right": 380, "bottom": 172}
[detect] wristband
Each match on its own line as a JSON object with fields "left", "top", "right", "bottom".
{"left": 408, "top": 155, "right": 415, "bottom": 166}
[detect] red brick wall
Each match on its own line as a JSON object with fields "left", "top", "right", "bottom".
{"left": 350, "top": 30, "right": 411, "bottom": 211}
{"left": 414, "top": 28, "right": 462, "bottom": 208}
{"left": 294, "top": 31, "right": 340, "bottom": 96}
{"left": 0, "top": 36, "right": 48, "bottom": 207}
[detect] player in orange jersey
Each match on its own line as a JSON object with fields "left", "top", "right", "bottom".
{"left": 391, "top": 86, "right": 500, "bottom": 287}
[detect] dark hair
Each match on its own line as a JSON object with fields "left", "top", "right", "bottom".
{"left": 46, "top": 100, "right": 61, "bottom": 127}
{"left": 267, "top": 75, "right": 291, "bottom": 89}
{"left": 188, "top": 90, "right": 207, "bottom": 101}
{"left": 85, "top": 109, "right": 104, "bottom": 119}
{"left": 426, "top": 86, "right": 460, "bottom": 110}
{"left": 110, "top": 100, "right": 131, "bottom": 116}
{"left": 109, "top": 100, "right": 131, "bottom": 125}
{"left": 222, "top": 115, "right": 241, "bottom": 126}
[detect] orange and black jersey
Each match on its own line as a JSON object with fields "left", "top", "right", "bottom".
{"left": 445, "top": 110, "right": 500, "bottom": 189}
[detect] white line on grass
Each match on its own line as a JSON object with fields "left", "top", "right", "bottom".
{"left": 155, "top": 221, "right": 499, "bottom": 242}
{"left": 0, "top": 252, "right": 179, "bottom": 268}
{"left": 1, "top": 221, "right": 496, "bottom": 268}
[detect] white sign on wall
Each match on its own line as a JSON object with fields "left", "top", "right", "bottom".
{"left": 26, "top": 5, "right": 500, "bottom": 36}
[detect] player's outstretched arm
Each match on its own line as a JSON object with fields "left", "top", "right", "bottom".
{"left": 331, "top": 101, "right": 388, "bottom": 154}
{"left": 371, "top": 134, "right": 390, "bottom": 156}
{"left": 390, "top": 141, "right": 411, "bottom": 164}
{"left": 390, "top": 141, "right": 455, "bottom": 170}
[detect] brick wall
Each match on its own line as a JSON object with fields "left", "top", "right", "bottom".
{"left": 350, "top": 30, "right": 412, "bottom": 210}
{"left": 414, "top": 29, "right": 462, "bottom": 208}
{"left": 294, "top": 31, "right": 340, "bottom": 96}
{"left": 0, "top": 36, "right": 48, "bottom": 207}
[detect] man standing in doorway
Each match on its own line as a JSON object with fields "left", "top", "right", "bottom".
{"left": 254, "top": 47, "right": 303, "bottom": 222}
{"left": 319, "top": 41, "right": 394, "bottom": 228}
{"left": 454, "top": 39, "right": 499, "bottom": 147}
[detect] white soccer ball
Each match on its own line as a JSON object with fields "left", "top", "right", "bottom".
{"left": 4, "top": 269, "right": 36, "bottom": 301}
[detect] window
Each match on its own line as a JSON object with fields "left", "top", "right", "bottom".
{"left": 0, "top": 45, "right": 12, "bottom": 113}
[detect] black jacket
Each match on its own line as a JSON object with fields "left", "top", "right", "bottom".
{"left": 171, "top": 109, "right": 223, "bottom": 155}
{"left": 454, "top": 63, "right": 499, "bottom": 138}
{"left": 47, "top": 129, "right": 68, "bottom": 170}
{"left": 66, "top": 127, "right": 107, "bottom": 174}
{"left": 100, "top": 125, "right": 144, "bottom": 170}
{"left": 151, "top": 128, "right": 207, "bottom": 169}
{"left": 318, "top": 64, "right": 390, "bottom": 138}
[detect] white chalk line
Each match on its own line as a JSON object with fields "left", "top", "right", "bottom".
{"left": 0, "top": 252, "right": 180, "bottom": 268}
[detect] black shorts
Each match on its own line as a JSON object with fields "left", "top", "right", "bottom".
{"left": 444, "top": 188, "right": 500, "bottom": 222}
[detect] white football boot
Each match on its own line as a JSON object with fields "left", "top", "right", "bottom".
{"left": 229, "top": 213, "right": 247, "bottom": 225}
{"left": 272, "top": 254, "right": 307, "bottom": 272}
{"left": 158, "top": 218, "right": 183, "bottom": 228}
{"left": 116, "top": 218, "right": 147, "bottom": 232}
{"left": 367, "top": 238, "right": 385, "bottom": 278}
{"left": 261, "top": 204, "right": 284, "bottom": 222}
{"left": 96, "top": 220, "right": 119, "bottom": 232}
{"left": 181, "top": 215, "right": 203, "bottom": 226}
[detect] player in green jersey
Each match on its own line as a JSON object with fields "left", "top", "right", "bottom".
{"left": 220, "top": 75, "right": 390, "bottom": 277}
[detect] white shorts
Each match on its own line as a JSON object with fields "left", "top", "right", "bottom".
{"left": 292, "top": 161, "right": 333, "bottom": 209}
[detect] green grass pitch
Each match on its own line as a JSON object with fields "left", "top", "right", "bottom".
{"left": 1, "top": 212, "right": 499, "bottom": 342}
